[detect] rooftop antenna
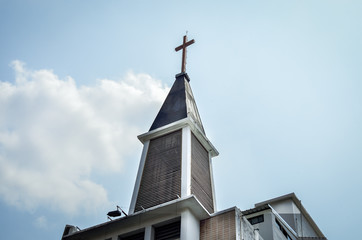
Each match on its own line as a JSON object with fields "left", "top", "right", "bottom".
{"left": 119, "top": 206, "right": 128, "bottom": 216}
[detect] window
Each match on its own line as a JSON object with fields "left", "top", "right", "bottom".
{"left": 155, "top": 221, "right": 181, "bottom": 240}
{"left": 248, "top": 214, "right": 264, "bottom": 225}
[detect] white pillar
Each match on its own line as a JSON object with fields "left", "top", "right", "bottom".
{"left": 180, "top": 208, "right": 200, "bottom": 240}
{"left": 209, "top": 152, "right": 217, "bottom": 212}
{"left": 144, "top": 225, "right": 154, "bottom": 240}
{"left": 181, "top": 127, "right": 191, "bottom": 197}
{"left": 255, "top": 229, "right": 260, "bottom": 240}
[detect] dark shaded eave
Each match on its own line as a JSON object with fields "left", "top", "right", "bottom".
{"left": 241, "top": 204, "right": 271, "bottom": 216}
{"left": 149, "top": 73, "right": 205, "bottom": 134}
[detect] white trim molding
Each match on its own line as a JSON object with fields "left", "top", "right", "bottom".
{"left": 128, "top": 140, "right": 150, "bottom": 214}
{"left": 181, "top": 126, "right": 192, "bottom": 197}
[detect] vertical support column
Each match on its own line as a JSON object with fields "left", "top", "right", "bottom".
{"left": 180, "top": 208, "right": 200, "bottom": 240}
{"left": 236, "top": 209, "right": 243, "bottom": 240}
{"left": 255, "top": 229, "right": 260, "bottom": 240}
{"left": 209, "top": 152, "right": 217, "bottom": 212}
{"left": 181, "top": 126, "right": 191, "bottom": 197}
{"left": 144, "top": 225, "right": 154, "bottom": 240}
{"left": 129, "top": 140, "right": 150, "bottom": 214}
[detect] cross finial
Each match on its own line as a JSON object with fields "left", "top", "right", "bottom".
{"left": 175, "top": 35, "right": 195, "bottom": 73}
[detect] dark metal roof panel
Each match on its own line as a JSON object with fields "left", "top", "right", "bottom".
{"left": 149, "top": 73, "right": 205, "bottom": 134}
{"left": 149, "top": 74, "right": 187, "bottom": 131}
{"left": 191, "top": 133, "right": 214, "bottom": 213}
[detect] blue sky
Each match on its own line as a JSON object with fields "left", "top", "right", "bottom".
{"left": 0, "top": 1, "right": 361, "bottom": 239}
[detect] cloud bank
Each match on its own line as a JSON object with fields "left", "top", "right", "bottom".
{"left": 0, "top": 61, "right": 169, "bottom": 215}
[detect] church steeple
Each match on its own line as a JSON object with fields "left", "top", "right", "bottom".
{"left": 129, "top": 36, "right": 218, "bottom": 215}
{"left": 149, "top": 72, "right": 205, "bottom": 134}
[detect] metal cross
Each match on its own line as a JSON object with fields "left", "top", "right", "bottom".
{"left": 175, "top": 35, "right": 195, "bottom": 73}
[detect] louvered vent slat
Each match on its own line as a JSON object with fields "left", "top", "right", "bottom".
{"left": 155, "top": 221, "right": 180, "bottom": 240}
{"left": 191, "top": 133, "right": 214, "bottom": 213}
{"left": 135, "top": 130, "right": 182, "bottom": 212}
{"left": 200, "top": 210, "right": 236, "bottom": 240}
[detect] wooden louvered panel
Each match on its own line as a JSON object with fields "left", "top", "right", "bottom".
{"left": 155, "top": 221, "right": 181, "bottom": 240}
{"left": 191, "top": 133, "right": 214, "bottom": 213}
{"left": 200, "top": 209, "right": 236, "bottom": 240}
{"left": 135, "top": 130, "right": 182, "bottom": 212}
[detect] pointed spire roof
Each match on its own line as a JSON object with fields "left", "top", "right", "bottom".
{"left": 149, "top": 73, "right": 205, "bottom": 134}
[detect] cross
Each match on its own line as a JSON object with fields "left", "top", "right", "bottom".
{"left": 175, "top": 35, "right": 195, "bottom": 73}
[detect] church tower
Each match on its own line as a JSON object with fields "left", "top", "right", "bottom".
{"left": 129, "top": 36, "right": 218, "bottom": 216}
{"left": 129, "top": 69, "right": 218, "bottom": 215}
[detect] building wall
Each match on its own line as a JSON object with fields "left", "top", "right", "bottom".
{"left": 200, "top": 209, "right": 236, "bottom": 240}
{"left": 252, "top": 211, "right": 275, "bottom": 240}
{"left": 270, "top": 200, "right": 319, "bottom": 238}
{"left": 294, "top": 213, "right": 319, "bottom": 238}
{"left": 238, "top": 213, "right": 264, "bottom": 240}
{"left": 271, "top": 199, "right": 297, "bottom": 231}
{"left": 246, "top": 210, "right": 299, "bottom": 240}
{"left": 135, "top": 130, "right": 182, "bottom": 212}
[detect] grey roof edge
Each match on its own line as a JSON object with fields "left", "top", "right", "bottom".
{"left": 255, "top": 192, "right": 326, "bottom": 238}
{"left": 254, "top": 192, "right": 297, "bottom": 207}
{"left": 241, "top": 204, "right": 271, "bottom": 215}
{"left": 209, "top": 206, "right": 239, "bottom": 217}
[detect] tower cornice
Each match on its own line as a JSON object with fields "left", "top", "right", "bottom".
{"left": 138, "top": 116, "right": 219, "bottom": 158}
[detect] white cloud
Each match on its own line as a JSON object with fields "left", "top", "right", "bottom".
{"left": 0, "top": 61, "right": 169, "bottom": 215}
